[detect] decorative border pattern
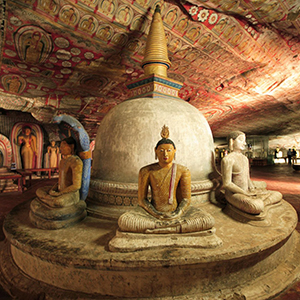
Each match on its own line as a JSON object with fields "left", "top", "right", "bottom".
{"left": 127, "top": 75, "right": 183, "bottom": 90}
{"left": 88, "top": 190, "right": 138, "bottom": 207}
{"left": 89, "top": 179, "right": 138, "bottom": 196}
{"left": 0, "top": 133, "right": 12, "bottom": 167}
{"left": 88, "top": 178, "right": 214, "bottom": 207}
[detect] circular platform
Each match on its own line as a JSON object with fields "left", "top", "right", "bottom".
{"left": 1, "top": 199, "right": 300, "bottom": 299}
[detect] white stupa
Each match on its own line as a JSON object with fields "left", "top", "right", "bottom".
{"left": 88, "top": 6, "right": 215, "bottom": 219}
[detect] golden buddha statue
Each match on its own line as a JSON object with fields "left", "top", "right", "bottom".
{"left": 221, "top": 131, "right": 282, "bottom": 217}
{"left": 117, "top": 126, "right": 215, "bottom": 234}
{"left": 30, "top": 137, "right": 86, "bottom": 229}
{"left": 36, "top": 137, "right": 82, "bottom": 207}
{"left": 18, "top": 125, "right": 37, "bottom": 169}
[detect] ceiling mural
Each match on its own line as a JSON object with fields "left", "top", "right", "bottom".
{"left": 1, "top": 0, "right": 300, "bottom": 139}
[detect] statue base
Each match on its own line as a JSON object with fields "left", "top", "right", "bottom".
{"left": 109, "top": 228, "right": 222, "bottom": 252}
{"left": 29, "top": 198, "right": 87, "bottom": 230}
{"left": 223, "top": 202, "right": 283, "bottom": 226}
{"left": 0, "top": 168, "right": 22, "bottom": 193}
{"left": 1, "top": 199, "right": 300, "bottom": 299}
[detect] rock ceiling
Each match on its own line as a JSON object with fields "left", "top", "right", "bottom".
{"left": 1, "top": 0, "right": 300, "bottom": 140}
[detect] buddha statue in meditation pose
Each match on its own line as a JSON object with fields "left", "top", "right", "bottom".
{"left": 117, "top": 126, "right": 215, "bottom": 234}
{"left": 30, "top": 137, "right": 87, "bottom": 229}
{"left": 221, "top": 131, "right": 282, "bottom": 216}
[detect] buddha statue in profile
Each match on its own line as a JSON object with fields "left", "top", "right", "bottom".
{"left": 221, "top": 131, "right": 282, "bottom": 219}
{"left": 109, "top": 126, "right": 222, "bottom": 251}
{"left": 30, "top": 137, "right": 87, "bottom": 229}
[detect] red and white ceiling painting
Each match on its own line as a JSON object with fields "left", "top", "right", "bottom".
{"left": 1, "top": 0, "right": 300, "bottom": 140}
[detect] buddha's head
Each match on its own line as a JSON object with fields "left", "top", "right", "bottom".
{"left": 22, "top": 125, "right": 32, "bottom": 136}
{"left": 227, "top": 131, "right": 246, "bottom": 152}
{"left": 51, "top": 140, "right": 56, "bottom": 147}
{"left": 60, "top": 137, "right": 76, "bottom": 156}
{"left": 155, "top": 125, "right": 176, "bottom": 165}
{"left": 32, "top": 31, "right": 41, "bottom": 41}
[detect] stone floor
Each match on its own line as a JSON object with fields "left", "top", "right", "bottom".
{"left": 0, "top": 164, "right": 300, "bottom": 299}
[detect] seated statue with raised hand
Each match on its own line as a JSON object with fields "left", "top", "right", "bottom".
{"left": 117, "top": 125, "right": 215, "bottom": 234}
{"left": 221, "top": 131, "right": 282, "bottom": 218}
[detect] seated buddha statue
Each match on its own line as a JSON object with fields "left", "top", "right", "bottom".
{"left": 221, "top": 131, "right": 282, "bottom": 217}
{"left": 30, "top": 137, "right": 87, "bottom": 229}
{"left": 117, "top": 126, "right": 215, "bottom": 234}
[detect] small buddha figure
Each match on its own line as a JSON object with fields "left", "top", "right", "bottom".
{"left": 7, "top": 75, "right": 22, "bottom": 94}
{"left": 30, "top": 137, "right": 86, "bottom": 229}
{"left": 24, "top": 31, "right": 44, "bottom": 65}
{"left": 221, "top": 131, "right": 282, "bottom": 217}
{"left": 117, "top": 126, "right": 215, "bottom": 234}
{"left": 47, "top": 140, "right": 59, "bottom": 169}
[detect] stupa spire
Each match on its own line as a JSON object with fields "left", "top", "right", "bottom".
{"left": 126, "top": 5, "right": 183, "bottom": 99}
{"left": 141, "top": 5, "right": 171, "bottom": 77}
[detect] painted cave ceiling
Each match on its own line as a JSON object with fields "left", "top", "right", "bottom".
{"left": 1, "top": 0, "right": 300, "bottom": 140}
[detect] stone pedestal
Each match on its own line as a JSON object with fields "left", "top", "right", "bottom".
{"left": 1, "top": 198, "right": 299, "bottom": 299}
{"left": 0, "top": 167, "right": 20, "bottom": 193}
{"left": 29, "top": 187, "right": 87, "bottom": 230}
{"left": 109, "top": 228, "right": 222, "bottom": 252}
{"left": 29, "top": 198, "right": 87, "bottom": 230}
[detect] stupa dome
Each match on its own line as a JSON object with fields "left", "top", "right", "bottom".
{"left": 92, "top": 97, "right": 214, "bottom": 183}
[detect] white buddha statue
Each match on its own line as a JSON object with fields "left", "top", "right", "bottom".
{"left": 221, "top": 131, "right": 282, "bottom": 216}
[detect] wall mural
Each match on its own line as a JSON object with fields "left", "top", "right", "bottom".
{"left": 1, "top": 0, "right": 300, "bottom": 139}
